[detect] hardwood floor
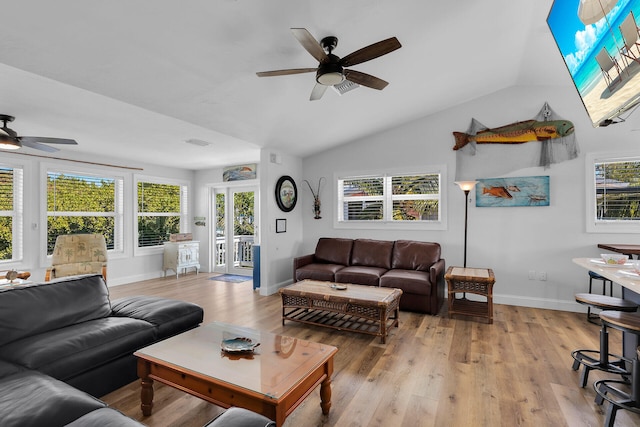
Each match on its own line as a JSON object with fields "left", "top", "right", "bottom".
{"left": 102, "top": 273, "right": 640, "bottom": 427}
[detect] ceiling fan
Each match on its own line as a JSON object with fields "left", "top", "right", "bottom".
{"left": 256, "top": 28, "right": 401, "bottom": 101}
{"left": 0, "top": 114, "right": 78, "bottom": 152}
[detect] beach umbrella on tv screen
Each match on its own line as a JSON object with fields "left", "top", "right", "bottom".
{"left": 578, "top": 0, "right": 618, "bottom": 25}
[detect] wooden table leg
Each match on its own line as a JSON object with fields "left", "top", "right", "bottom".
{"left": 380, "top": 308, "right": 387, "bottom": 344}
{"left": 320, "top": 358, "right": 333, "bottom": 415}
{"left": 138, "top": 359, "right": 154, "bottom": 416}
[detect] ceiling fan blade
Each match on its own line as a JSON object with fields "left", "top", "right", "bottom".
{"left": 340, "top": 37, "right": 401, "bottom": 67}
{"left": 291, "top": 28, "right": 328, "bottom": 63}
{"left": 20, "top": 140, "right": 59, "bottom": 152}
{"left": 310, "top": 83, "right": 328, "bottom": 101}
{"left": 256, "top": 68, "right": 317, "bottom": 77}
{"left": 344, "top": 70, "right": 389, "bottom": 90}
{"left": 20, "top": 136, "right": 78, "bottom": 145}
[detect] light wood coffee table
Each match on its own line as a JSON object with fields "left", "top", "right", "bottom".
{"left": 280, "top": 279, "right": 402, "bottom": 344}
{"left": 134, "top": 321, "right": 337, "bottom": 426}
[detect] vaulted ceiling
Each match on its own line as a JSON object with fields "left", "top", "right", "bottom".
{"left": 0, "top": 0, "right": 566, "bottom": 170}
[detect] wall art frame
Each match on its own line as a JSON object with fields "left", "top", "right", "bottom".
{"left": 275, "top": 175, "right": 297, "bottom": 212}
{"left": 475, "top": 176, "right": 550, "bottom": 207}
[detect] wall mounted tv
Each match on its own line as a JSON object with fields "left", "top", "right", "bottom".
{"left": 547, "top": 0, "right": 640, "bottom": 126}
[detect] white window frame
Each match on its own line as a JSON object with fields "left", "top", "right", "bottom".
{"left": 586, "top": 150, "right": 640, "bottom": 233}
{"left": 41, "top": 164, "right": 125, "bottom": 264}
{"left": 0, "top": 162, "right": 23, "bottom": 264}
{"left": 134, "top": 174, "right": 189, "bottom": 254}
{"left": 334, "top": 165, "right": 447, "bottom": 231}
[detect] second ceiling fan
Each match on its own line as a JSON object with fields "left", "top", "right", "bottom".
{"left": 257, "top": 28, "right": 401, "bottom": 101}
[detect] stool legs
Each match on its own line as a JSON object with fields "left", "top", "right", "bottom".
{"left": 594, "top": 357, "right": 640, "bottom": 427}
{"left": 571, "top": 324, "right": 629, "bottom": 388}
{"left": 587, "top": 275, "right": 614, "bottom": 324}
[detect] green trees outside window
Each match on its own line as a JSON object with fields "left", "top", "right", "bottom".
{"left": 596, "top": 160, "right": 640, "bottom": 221}
{"left": 137, "top": 181, "right": 182, "bottom": 247}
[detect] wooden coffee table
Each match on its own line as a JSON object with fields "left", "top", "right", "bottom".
{"left": 280, "top": 280, "right": 402, "bottom": 343}
{"left": 134, "top": 322, "right": 337, "bottom": 426}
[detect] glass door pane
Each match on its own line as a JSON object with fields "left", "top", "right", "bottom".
{"left": 214, "top": 192, "right": 226, "bottom": 270}
{"left": 232, "top": 190, "right": 254, "bottom": 271}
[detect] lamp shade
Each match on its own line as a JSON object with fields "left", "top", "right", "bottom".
{"left": 455, "top": 181, "right": 477, "bottom": 192}
{"left": 0, "top": 133, "right": 20, "bottom": 150}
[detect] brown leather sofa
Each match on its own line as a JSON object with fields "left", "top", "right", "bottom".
{"left": 293, "top": 238, "right": 445, "bottom": 314}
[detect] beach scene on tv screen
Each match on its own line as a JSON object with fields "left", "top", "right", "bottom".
{"left": 548, "top": 0, "right": 640, "bottom": 125}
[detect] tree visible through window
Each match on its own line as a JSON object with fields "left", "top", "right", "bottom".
{"left": 47, "top": 172, "right": 121, "bottom": 254}
{"left": 137, "top": 181, "right": 186, "bottom": 247}
{"left": 594, "top": 160, "right": 640, "bottom": 221}
{"left": 338, "top": 173, "right": 441, "bottom": 222}
{"left": 0, "top": 166, "right": 23, "bottom": 261}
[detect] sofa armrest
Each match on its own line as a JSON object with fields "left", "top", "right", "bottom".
{"left": 430, "top": 259, "right": 445, "bottom": 285}
{"left": 293, "top": 254, "right": 315, "bottom": 282}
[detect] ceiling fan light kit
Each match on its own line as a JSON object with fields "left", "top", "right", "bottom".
{"left": 0, "top": 114, "right": 78, "bottom": 152}
{"left": 256, "top": 28, "right": 401, "bottom": 100}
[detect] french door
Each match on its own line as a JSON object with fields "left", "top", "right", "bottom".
{"left": 213, "top": 186, "right": 256, "bottom": 275}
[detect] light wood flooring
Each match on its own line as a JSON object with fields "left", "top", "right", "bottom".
{"left": 102, "top": 273, "right": 640, "bottom": 427}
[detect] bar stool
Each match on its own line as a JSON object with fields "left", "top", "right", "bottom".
{"left": 587, "top": 271, "right": 614, "bottom": 323}
{"left": 571, "top": 293, "right": 638, "bottom": 388}
{"left": 593, "top": 311, "right": 640, "bottom": 427}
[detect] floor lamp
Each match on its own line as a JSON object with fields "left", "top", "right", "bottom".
{"left": 455, "top": 181, "right": 477, "bottom": 268}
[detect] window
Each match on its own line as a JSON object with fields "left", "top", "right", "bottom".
{"left": 337, "top": 168, "right": 445, "bottom": 229}
{"left": 586, "top": 152, "right": 640, "bottom": 233}
{"left": 137, "top": 178, "right": 188, "bottom": 247}
{"left": 47, "top": 170, "right": 123, "bottom": 254}
{"left": 0, "top": 165, "right": 23, "bottom": 262}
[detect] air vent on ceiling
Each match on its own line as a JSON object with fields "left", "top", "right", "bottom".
{"left": 185, "top": 138, "right": 212, "bottom": 147}
{"left": 333, "top": 80, "right": 360, "bottom": 95}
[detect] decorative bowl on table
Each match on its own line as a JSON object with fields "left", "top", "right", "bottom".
{"left": 600, "top": 253, "right": 629, "bottom": 265}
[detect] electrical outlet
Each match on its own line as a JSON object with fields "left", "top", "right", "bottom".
{"left": 528, "top": 270, "right": 536, "bottom": 280}
{"left": 538, "top": 271, "right": 547, "bottom": 281}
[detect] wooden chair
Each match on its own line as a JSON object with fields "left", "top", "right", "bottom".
{"left": 45, "top": 234, "right": 108, "bottom": 283}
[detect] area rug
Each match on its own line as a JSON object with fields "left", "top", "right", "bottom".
{"left": 209, "top": 274, "right": 252, "bottom": 283}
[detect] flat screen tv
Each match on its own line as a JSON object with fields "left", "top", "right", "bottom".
{"left": 547, "top": 0, "right": 640, "bottom": 126}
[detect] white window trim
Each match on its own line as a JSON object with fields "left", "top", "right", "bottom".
{"left": 585, "top": 150, "right": 640, "bottom": 233}
{"left": 40, "top": 162, "right": 126, "bottom": 268}
{"left": 134, "top": 174, "right": 190, "bottom": 255}
{"left": 334, "top": 165, "right": 447, "bottom": 231}
{"left": 0, "top": 161, "right": 23, "bottom": 265}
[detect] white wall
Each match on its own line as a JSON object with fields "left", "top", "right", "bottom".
{"left": 3, "top": 150, "right": 194, "bottom": 285}
{"left": 299, "top": 84, "right": 640, "bottom": 313}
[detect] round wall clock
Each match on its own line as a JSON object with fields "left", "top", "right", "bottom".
{"left": 275, "top": 175, "right": 297, "bottom": 212}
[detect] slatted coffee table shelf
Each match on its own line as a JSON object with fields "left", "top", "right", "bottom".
{"left": 280, "top": 280, "right": 402, "bottom": 343}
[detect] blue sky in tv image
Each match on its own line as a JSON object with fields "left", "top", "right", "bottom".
{"left": 547, "top": 0, "right": 638, "bottom": 94}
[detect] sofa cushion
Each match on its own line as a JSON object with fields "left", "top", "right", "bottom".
{"left": 314, "top": 237, "right": 353, "bottom": 266}
{"left": 295, "top": 263, "right": 346, "bottom": 282}
{"left": 0, "top": 359, "right": 24, "bottom": 380}
{"left": 0, "top": 274, "right": 112, "bottom": 346}
{"left": 111, "top": 295, "right": 204, "bottom": 339}
{"left": 205, "top": 407, "right": 276, "bottom": 427}
{"left": 335, "top": 266, "right": 388, "bottom": 286}
{"left": 380, "top": 269, "right": 432, "bottom": 295}
{"left": 65, "top": 407, "right": 144, "bottom": 427}
{"left": 350, "top": 239, "right": 394, "bottom": 269}
{"left": 0, "top": 317, "right": 156, "bottom": 381}
{"left": 0, "top": 370, "right": 106, "bottom": 427}
{"left": 391, "top": 240, "right": 441, "bottom": 271}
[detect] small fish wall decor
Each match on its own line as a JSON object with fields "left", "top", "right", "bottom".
{"left": 475, "top": 176, "right": 550, "bottom": 207}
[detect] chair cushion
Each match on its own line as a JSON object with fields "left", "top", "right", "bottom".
{"left": 380, "top": 269, "right": 432, "bottom": 295}
{"left": 111, "top": 295, "right": 204, "bottom": 339}
{"left": 391, "top": 240, "right": 440, "bottom": 271}
{"left": 0, "top": 370, "right": 106, "bottom": 427}
{"left": 350, "top": 239, "right": 394, "bottom": 269}
{"left": 314, "top": 238, "right": 353, "bottom": 266}
{"left": 51, "top": 233, "right": 107, "bottom": 264}
{"left": 0, "top": 317, "right": 156, "bottom": 381}
{"left": 295, "top": 263, "right": 346, "bottom": 282}
{"left": 335, "top": 266, "right": 387, "bottom": 286}
{"left": 54, "top": 262, "right": 105, "bottom": 278}
{"left": 0, "top": 274, "right": 112, "bottom": 346}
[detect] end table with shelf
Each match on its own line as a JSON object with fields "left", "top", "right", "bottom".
{"left": 445, "top": 266, "right": 495, "bottom": 324}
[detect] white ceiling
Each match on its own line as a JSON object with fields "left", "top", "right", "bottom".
{"left": 0, "top": 0, "right": 567, "bottom": 170}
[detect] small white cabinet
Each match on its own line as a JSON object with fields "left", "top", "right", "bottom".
{"left": 163, "top": 241, "right": 200, "bottom": 278}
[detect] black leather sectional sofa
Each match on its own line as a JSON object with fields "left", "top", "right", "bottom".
{"left": 0, "top": 274, "right": 274, "bottom": 427}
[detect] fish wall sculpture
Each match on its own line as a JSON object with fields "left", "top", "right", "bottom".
{"left": 452, "top": 119, "right": 574, "bottom": 151}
